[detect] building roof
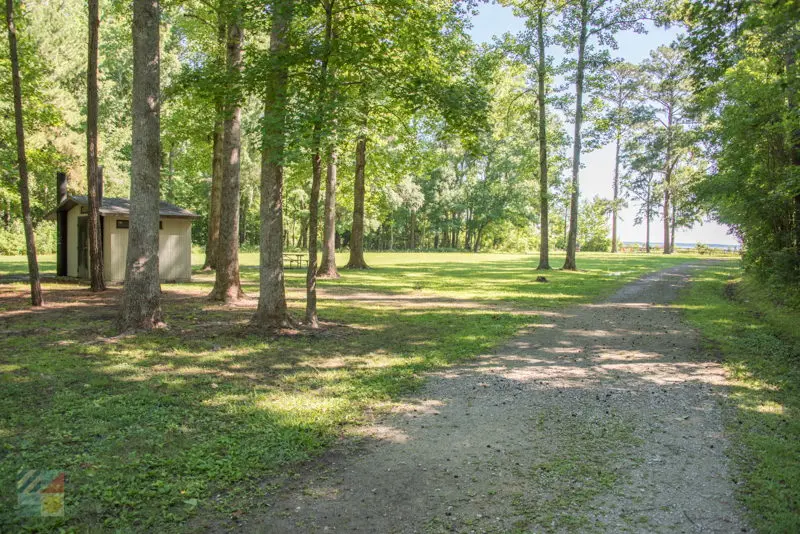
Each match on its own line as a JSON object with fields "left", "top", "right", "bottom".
{"left": 46, "top": 195, "right": 199, "bottom": 220}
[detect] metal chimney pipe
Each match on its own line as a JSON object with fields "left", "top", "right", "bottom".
{"left": 56, "top": 171, "right": 68, "bottom": 276}
{"left": 57, "top": 171, "right": 68, "bottom": 205}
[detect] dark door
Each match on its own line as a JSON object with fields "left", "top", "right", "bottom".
{"left": 77, "top": 216, "right": 88, "bottom": 279}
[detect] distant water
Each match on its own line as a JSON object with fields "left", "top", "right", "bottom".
{"left": 622, "top": 241, "right": 740, "bottom": 251}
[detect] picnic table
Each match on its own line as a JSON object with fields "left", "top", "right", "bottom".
{"left": 283, "top": 252, "right": 308, "bottom": 269}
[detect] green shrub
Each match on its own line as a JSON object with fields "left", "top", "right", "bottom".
{"left": 0, "top": 221, "right": 56, "bottom": 255}
{"left": 0, "top": 225, "right": 26, "bottom": 255}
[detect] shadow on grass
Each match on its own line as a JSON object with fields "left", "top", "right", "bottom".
{"left": 0, "top": 281, "right": 526, "bottom": 531}
{"left": 679, "top": 267, "right": 800, "bottom": 532}
{"left": 208, "top": 264, "right": 745, "bottom": 533}
{"left": 0, "top": 254, "right": 725, "bottom": 531}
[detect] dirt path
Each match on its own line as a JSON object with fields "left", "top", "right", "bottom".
{"left": 237, "top": 263, "right": 747, "bottom": 533}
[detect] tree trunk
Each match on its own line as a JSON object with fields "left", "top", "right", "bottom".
{"left": 663, "top": 106, "right": 674, "bottom": 255}
{"left": 120, "top": 0, "right": 162, "bottom": 330}
{"left": 318, "top": 147, "right": 340, "bottom": 278}
{"left": 563, "top": 1, "right": 588, "bottom": 271}
{"left": 87, "top": 0, "right": 105, "bottom": 292}
{"left": 346, "top": 132, "right": 369, "bottom": 269}
{"left": 645, "top": 184, "right": 651, "bottom": 253}
{"left": 474, "top": 225, "right": 484, "bottom": 253}
{"left": 203, "top": 105, "right": 224, "bottom": 270}
{"left": 5, "top": 0, "right": 42, "bottom": 306}
{"left": 411, "top": 210, "right": 418, "bottom": 250}
{"left": 300, "top": 217, "right": 308, "bottom": 249}
{"left": 306, "top": 2, "right": 335, "bottom": 327}
{"left": 536, "top": 8, "right": 551, "bottom": 270}
{"left": 2, "top": 198, "right": 10, "bottom": 228}
{"left": 252, "top": 0, "right": 294, "bottom": 329}
{"left": 210, "top": 19, "right": 244, "bottom": 302}
{"left": 671, "top": 202, "right": 676, "bottom": 253}
{"left": 611, "top": 131, "right": 620, "bottom": 254}
{"left": 240, "top": 184, "right": 252, "bottom": 245}
{"left": 202, "top": 20, "right": 226, "bottom": 271}
{"left": 307, "top": 145, "right": 322, "bottom": 325}
{"left": 662, "top": 189, "right": 671, "bottom": 253}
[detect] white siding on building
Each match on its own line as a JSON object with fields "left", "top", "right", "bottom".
{"left": 101, "top": 215, "right": 192, "bottom": 282}
{"left": 158, "top": 218, "right": 192, "bottom": 282}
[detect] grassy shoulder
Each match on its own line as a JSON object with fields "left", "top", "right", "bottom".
{"left": 678, "top": 264, "right": 800, "bottom": 532}
{"left": 1, "top": 251, "right": 723, "bottom": 531}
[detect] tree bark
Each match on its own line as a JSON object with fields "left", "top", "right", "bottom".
{"left": 611, "top": 131, "right": 620, "bottom": 253}
{"left": 663, "top": 106, "right": 674, "bottom": 254}
{"left": 305, "top": 1, "right": 334, "bottom": 327}
{"left": 203, "top": 106, "right": 224, "bottom": 270}
{"left": 300, "top": 217, "right": 308, "bottom": 249}
{"left": 671, "top": 202, "right": 676, "bottom": 253}
{"left": 411, "top": 210, "right": 418, "bottom": 250}
{"left": 202, "top": 20, "right": 226, "bottom": 271}
{"left": 346, "top": 132, "right": 369, "bottom": 269}
{"left": 307, "top": 143, "right": 322, "bottom": 326}
{"left": 87, "top": 0, "right": 105, "bottom": 292}
{"left": 318, "top": 147, "right": 340, "bottom": 278}
{"left": 120, "top": 0, "right": 162, "bottom": 330}
{"left": 210, "top": 18, "right": 244, "bottom": 302}
{"left": 563, "top": 0, "right": 588, "bottom": 271}
{"left": 252, "top": 0, "right": 294, "bottom": 329}
{"left": 5, "top": 0, "right": 42, "bottom": 306}
{"left": 474, "top": 224, "right": 484, "bottom": 252}
{"left": 536, "top": 7, "right": 551, "bottom": 270}
{"left": 645, "top": 182, "right": 651, "bottom": 253}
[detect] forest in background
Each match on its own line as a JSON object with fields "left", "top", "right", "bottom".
{"left": 1, "top": 0, "right": 798, "bottom": 312}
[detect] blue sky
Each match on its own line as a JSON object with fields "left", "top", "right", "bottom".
{"left": 468, "top": 3, "right": 738, "bottom": 246}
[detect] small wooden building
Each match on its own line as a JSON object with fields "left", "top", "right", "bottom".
{"left": 48, "top": 173, "right": 198, "bottom": 282}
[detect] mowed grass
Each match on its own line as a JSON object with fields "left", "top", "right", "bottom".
{"left": 0, "top": 251, "right": 726, "bottom": 531}
{"left": 679, "top": 265, "right": 800, "bottom": 532}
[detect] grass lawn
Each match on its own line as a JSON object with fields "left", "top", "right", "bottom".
{"left": 679, "top": 265, "right": 800, "bottom": 532}
{"left": 1, "top": 251, "right": 728, "bottom": 531}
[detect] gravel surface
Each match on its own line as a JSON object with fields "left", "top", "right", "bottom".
{"left": 234, "top": 262, "right": 748, "bottom": 533}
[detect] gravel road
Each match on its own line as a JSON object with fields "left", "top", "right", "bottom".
{"left": 236, "top": 262, "right": 748, "bottom": 533}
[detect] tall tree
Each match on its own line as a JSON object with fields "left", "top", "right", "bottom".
{"left": 623, "top": 123, "right": 662, "bottom": 253}
{"left": 318, "top": 146, "right": 340, "bottom": 277}
{"left": 345, "top": 114, "right": 369, "bottom": 269}
{"left": 87, "top": 0, "right": 105, "bottom": 291}
{"left": 203, "top": 18, "right": 227, "bottom": 272}
{"left": 560, "top": 0, "right": 589, "bottom": 270}
{"left": 305, "top": 0, "right": 336, "bottom": 327}
{"left": 252, "top": 0, "right": 294, "bottom": 328}
{"left": 120, "top": 0, "right": 163, "bottom": 330}
{"left": 4, "top": 0, "right": 42, "bottom": 306}
{"left": 209, "top": 9, "right": 244, "bottom": 302}
{"left": 504, "top": 0, "right": 557, "bottom": 268}
{"left": 535, "top": 4, "right": 550, "bottom": 269}
{"left": 558, "top": 0, "right": 649, "bottom": 269}
{"left": 642, "top": 46, "right": 692, "bottom": 254}
{"left": 601, "top": 61, "right": 642, "bottom": 253}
